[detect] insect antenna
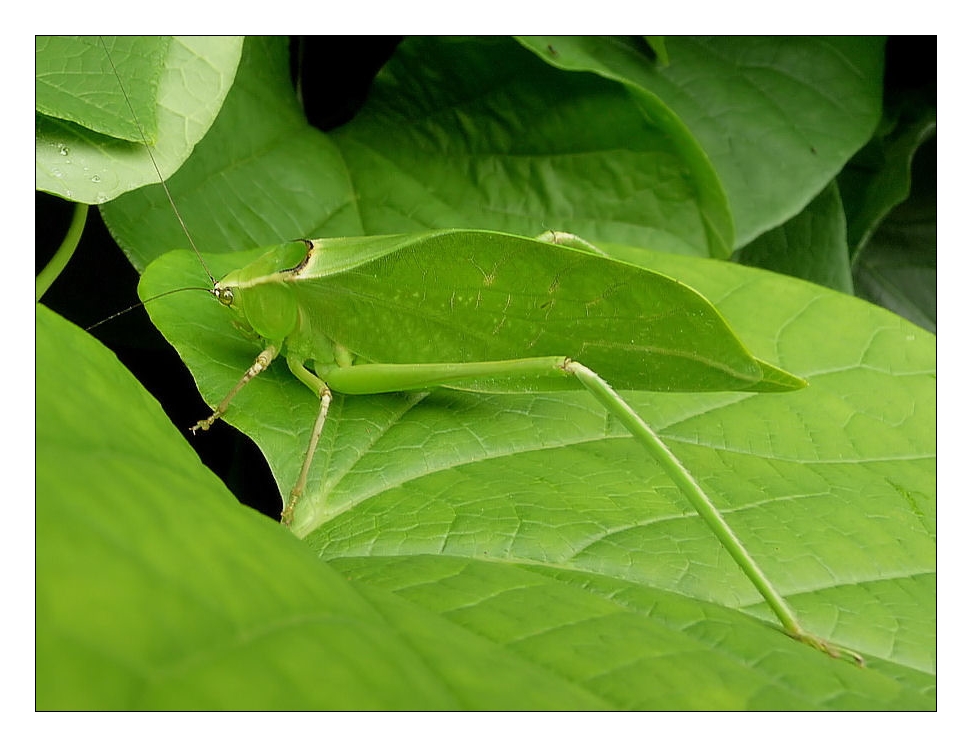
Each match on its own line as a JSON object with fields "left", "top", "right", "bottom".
{"left": 86, "top": 285, "right": 215, "bottom": 332}
{"left": 99, "top": 36, "right": 218, "bottom": 288}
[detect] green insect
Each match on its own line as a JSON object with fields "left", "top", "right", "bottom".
{"left": 102, "top": 37, "right": 860, "bottom": 664}
{"left": 140, "top": 231, "right": 863, "bottom": 664}
{"left": 173, "top": 229, "right": 801, "bottom": 528}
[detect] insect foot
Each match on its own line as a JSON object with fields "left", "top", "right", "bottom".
{"left": 790, "top": 629, "right": 866, "bottom": 667}
{"left": 190, "top": 414, "right": 218, "bottom": 434}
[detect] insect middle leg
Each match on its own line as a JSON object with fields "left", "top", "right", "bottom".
{"left": 281, "top": 356, "right": 333, "bottom": 526}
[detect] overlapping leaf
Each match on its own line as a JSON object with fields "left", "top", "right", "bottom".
{"left": 36, "top": 36, "right": 243, "bottom": 205}
{"left": 517, "top": 37, "right": 885, "bottom": 247}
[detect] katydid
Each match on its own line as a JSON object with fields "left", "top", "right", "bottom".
{"left": 143, "top": 233, "right": 860, "bottom": 664}
{"left": 182, "top": 229, "right": 804, "bottom": 532}
{"left": 102, "top": 38, "right": 862, "bottom": 665}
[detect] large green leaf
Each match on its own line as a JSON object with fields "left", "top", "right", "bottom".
{"left": 734, "top": 181, "right": 854, "bottom": 293}
{"left": 36, "top": 36, "right": 243, "bottom": 205}
{"left": 37, "top": 305, "right": 612, "bottom": 709}
{"left": 38, "top": 296, "right": 935, "bottom": 708}
{"left": 137, "top": 232, "right": 934, "bottom": 707}
{"left": 331, "top": 36, "right": 726, "bottom": 256}
{"left": 517, "top": 36, "right": 886, "bottom": 248}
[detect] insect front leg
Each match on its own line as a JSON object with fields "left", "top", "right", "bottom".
{"left": 191, "top": 343, "right": 280, "bottom": 433}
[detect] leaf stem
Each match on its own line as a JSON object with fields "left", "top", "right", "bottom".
{"left": 37, "top": 202, "right": 88, "bottom": 302}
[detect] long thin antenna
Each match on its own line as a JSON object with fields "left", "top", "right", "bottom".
{"left": 99, "top": 36, "right": 217, "bottom": 287}
{"left": 86, "top": 286, "right": 214, "bottom": 332}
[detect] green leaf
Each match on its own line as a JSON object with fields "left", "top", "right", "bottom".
{"left": 102, "top": 36, "right": 347, "bottom": 258}
{"left": 516, "top": 35, "right": 733, "bottom": 257}
{"left": 519, "top": 37, "right": 886, "bottom": 247}
{"left": 37, "top": 305, "right": 612, "bottom": 709}
{"left": 734, "top": 180, "right": 854, "bottom": 293}
{"left": 851, "top": 148, "right": 937, "bottom": 333}
{"left": 103, "top": 36, "right": 742, "bottom": 266}
{"left": 643, "top": 36, "right": 669, "bottom": 66}
{"left": 336, "top": 36, "right": 726, "bottom": 254}
{"left": 36, "top": 36, "right": 169, "bottom": 143}
{"left": 837, "top": 46, "right": 936, "bottom": 331}
{"left": 841, "top": 98, "right": 936, "bottom": 256}
{"left": 36, "top": 36, "right": 243, "bottom": 205}
{"left": 39, "top": 296, "right": 934, "bottom": 708}
{"left": 137, "top": 238, "right": 935, "bottom": 707}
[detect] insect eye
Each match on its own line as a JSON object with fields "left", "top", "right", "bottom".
{"left": 216, "top": 287, "right": 235, "bottom": 306}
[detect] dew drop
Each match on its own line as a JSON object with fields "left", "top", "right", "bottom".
{"left": 91, "top": 175, "right": 101, "bottom": 183}
{"left": 59, "top": 145, "right": 69, "bottom": 157}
